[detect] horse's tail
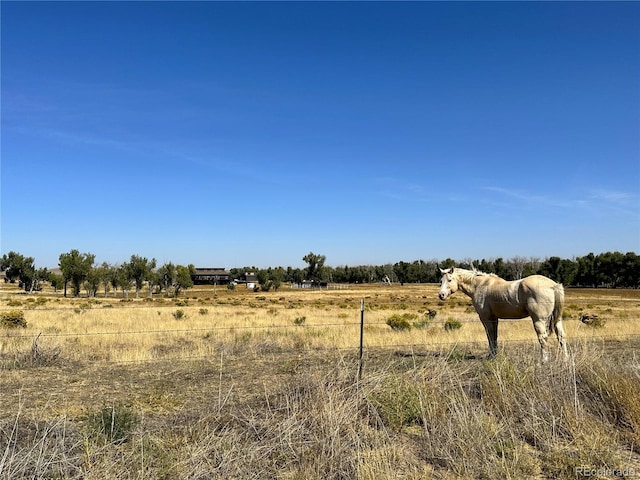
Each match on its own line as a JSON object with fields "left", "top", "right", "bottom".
{"left": 550, "top": 283, "right": 565, "bottom": 334}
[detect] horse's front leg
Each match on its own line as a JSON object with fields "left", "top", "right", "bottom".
{"left": 479, "top": 315, "right": 499, "bottom": 358}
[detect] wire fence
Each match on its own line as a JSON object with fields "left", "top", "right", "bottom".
{"left": 2, "top": 316, "right": 639, "bottom": 340}
{"left": 2, "top": 296, "right": 639, "bottom": 371}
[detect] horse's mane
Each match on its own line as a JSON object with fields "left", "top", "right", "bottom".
{"left": 454, "top": 267, "right": 498, "bottom": 280}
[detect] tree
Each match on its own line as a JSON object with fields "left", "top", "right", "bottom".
{"left": 127, "top": 255, "right": 157, "bottom": 298}
{"left": 0, "top": 251, "right": 45, "bottom": 292}
{"left": 539, "top": 256, "right": 562, "bottom": 282}
{"left": 174, "top": 264, "right": 194, "bottom": 296}
{"left": 85, "top": 267, "right": 102, "bottom": 297}
{"left": 156, "top": 262, "right": 176, "bottom": 297}
{"left": 1, "top": 251, "right": 26, "bottom": 283}
{"left": 539, "top": 256, "right": 577, "bottom": 285}
{"left": 303, "top": 252, "right": 326, "bottom": 282}
{"left": 48, "top": 271, "right": 65, "bottom": 293}
{"left": 271, "top": 270, "right": 283, "bottom": 291}
{"left": 286, "top": 266, "right": 304, "bottom": 284}
{"left": 98, "top": 262, "right": 118, "bottom": 297}
{"left": 596, "top": 251, "right": 625, "bottom": 288}
{"left": 621, "top": 252, "right": 640, "bottom": 288}
{"left": 59, "top": 250, "right": 95, "bottom": 297}
{"left": 508, "top": 256, "right": 528, "bottom": 280}
{"left": 575, "top": 253, "right": 597, "bottom": 287}
{"left": 393, "top": 261, "right": 410, "bottom": 286}
{"left": 116, "top": 265, "right": 132, "bottom": 298}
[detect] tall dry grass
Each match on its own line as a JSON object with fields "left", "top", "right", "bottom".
{"left": 2, "top": 283, "right": 638, "bottom": 365}
{"left": 2, "top": 344, "right": 639, "bottom": 479}
{"left": 1, "top": 282, "right": 639, "bottom": 479}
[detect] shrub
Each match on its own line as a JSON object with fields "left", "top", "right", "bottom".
{"left": 580, "top": 314, "right": 606, "bottom": 328}
{"left": 198, "top": 308, "right": 209, "bottom": 315}
{"left": 31, "top": 333, "right": 61, "bottom": 366}
{"left": 368, "top": 375, "right": 424, "bottom": 430}
{"left": 173, "top": 309, "right": 186, "bottom": 320}
{"left": 413, "top": 311, "right": 435, "bottom": 329}
{"left": 0, "top": 310, "right": 27, "bottom": 328}
{"left": 444, "top": 317, "right": 462, "bottom": 330}
{"left": 85, "top": 402, "right": 138, "bottom": 445}
{"left": 294, "top": 316, "right": 306, "bottom": 326}
{"left": 386, "top": 313, "right": 417, "bottom": 331}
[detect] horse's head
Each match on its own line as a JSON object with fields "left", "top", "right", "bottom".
{"left": 438, "top": 267, "right": 458, "bottom": 301}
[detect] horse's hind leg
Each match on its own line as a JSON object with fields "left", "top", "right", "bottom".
{"left": 554, "top": 320, "right": 569, "bottom": 359}
{"left": 532, "top": 318, "right": 550, "bottom": 363}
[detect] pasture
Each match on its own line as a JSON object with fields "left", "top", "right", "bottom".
{"left": 1, "top": 281, "right": 639, "bottom": 479}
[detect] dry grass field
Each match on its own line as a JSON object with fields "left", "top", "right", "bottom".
{"left": 1, "top": 281, "right": 639, "bottom": 479}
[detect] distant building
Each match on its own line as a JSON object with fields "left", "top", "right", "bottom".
{"left": 191, "top": 268, "right": 231, "bottom": 285}
{"left": 295, "top": 280, "right": 328, "bottom": 289}
{"left": 238, "top": 272, "right": 257, "bottom": 289}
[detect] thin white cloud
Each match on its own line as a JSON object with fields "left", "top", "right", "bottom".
{"left": 482, "top": 185, "right": 638, "bottom": 217}
{"left": 481, "top": 186, "right": 586, "bottom": 209}
{"left": 375, "top": 177, "right": 466, "bottom": 203}
{"left": 588, "top": 189, "right": 637, "bottom": 204}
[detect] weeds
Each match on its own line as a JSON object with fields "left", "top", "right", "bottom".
{"left": 386, "top": 313, "right": 416, "bottom": 330}
{"left": 444, "top": 317, "right": 462, "bottom": 330}
{"left": 84, "top": 402, "right": 138, "bottom": 445}
{"left": 1, "top": 284, "right": 639, "bottom": 479}
{"left": 0, "top": 310, "right": 27, "bottom": 329}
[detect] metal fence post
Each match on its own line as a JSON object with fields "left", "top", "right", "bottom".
{"left": 358, "top": 298, "right": 364, "bottom": 381}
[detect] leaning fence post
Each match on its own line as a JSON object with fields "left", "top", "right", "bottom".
{"left": 358, "top": 298, "right": 365, "bottom": 381}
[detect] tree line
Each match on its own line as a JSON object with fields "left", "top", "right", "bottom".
{"left": 1, "top": 249, "right": 639, "bottom": 296}
{"left": 384, "top": 252, "right": 639, "bottom": 288}
{"left": 1, "top": 250, "right": 195, "bottom": 297}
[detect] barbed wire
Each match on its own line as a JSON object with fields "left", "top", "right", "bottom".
{"left": 2, "top": 292, "right": 638, "bottom": 311}
{"left": 6, "top": 335, "right": 637, "bottom": 368}
{"left": 2, "top": 316, "right": 638, "bottom": 340}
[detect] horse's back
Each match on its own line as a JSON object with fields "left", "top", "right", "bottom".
{"left": 520, "top": 274, "right": 558, "bottom": 291}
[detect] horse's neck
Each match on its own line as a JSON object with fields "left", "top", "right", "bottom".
{"left": 457, "top": 276, "right": 479, "bottom": 298}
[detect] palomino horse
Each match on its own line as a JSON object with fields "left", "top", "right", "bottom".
{"left": 438, "top": 267, "right": 568, "bottom": 362}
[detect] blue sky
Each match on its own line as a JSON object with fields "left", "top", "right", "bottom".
{"left": 2, "top": 1, "right": 639, "bottom": 269}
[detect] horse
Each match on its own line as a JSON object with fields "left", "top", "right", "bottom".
{"left": 438, "top": 267, "right": 568, "bottom": 362}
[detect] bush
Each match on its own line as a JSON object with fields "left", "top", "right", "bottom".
{"left": 293, "top": 316, "right": 306, "bottom": 326}
{"left": 444, "top": 317, "right": 462, "bottom": 331}
{"left": 0, "top": 310, "right": 27, "bottom": 328}
{"left": 85, "top": 402, "right": 138, "bottom": 445}
{"left": 580, "top": 314, "right": 606, "bottom": 328}
{"left": 368, "top": 375, "right": 424, "bottom": 430}
{"left": 173, "top": 309, "right": 186, "bottom": 320}
{"left": 386, "top": 313, "right": 417, "bottom": 331}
